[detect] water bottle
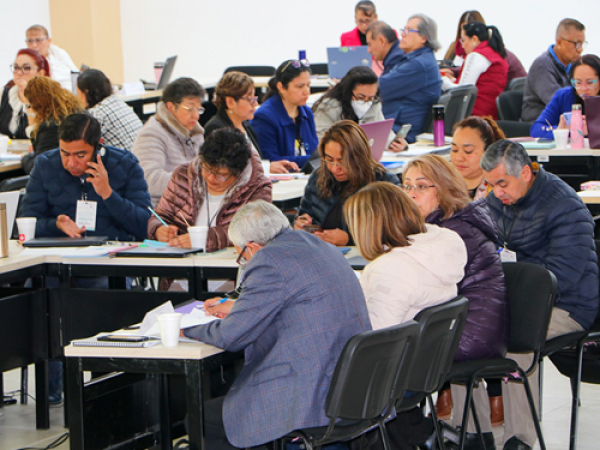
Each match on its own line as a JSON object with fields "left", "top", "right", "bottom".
{"left": 299, "top": 50, "right": 310, "bottom": 67}
{"left": 432, "top": 104, "right": 445, "bottom": 147}
{"left": 570, "top": 104, "right": 584, "bottom": 150}
{"left": 0, "top": 203, "right": 8, "bottom": 258}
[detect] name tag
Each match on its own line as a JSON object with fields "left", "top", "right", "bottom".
{"left": 499, "top": 247, "right": 517, "bottom": 263}
{"left": 76, "top": 200, "right": 97, "bottom": 231}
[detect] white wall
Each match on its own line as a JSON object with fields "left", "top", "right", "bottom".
{"left": 119, "top": 0, "right": 600, "bottom": 86}
{"left": 0, "top": 0, "right": 50, "bottom": 83}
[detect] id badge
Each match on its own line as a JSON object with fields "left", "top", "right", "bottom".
{"left": 499, "top": 247, "right": 517, "bottom": 263}
{"left": 76, "top": 200, "right": 97, "bottom": 231}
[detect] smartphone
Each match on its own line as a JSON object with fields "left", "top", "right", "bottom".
{"left": 396, "top": 124, "right": 412, "bottom": 140}
{"left": 87, "top": 144, "right": 106, "bottom": 179}
{"left": 97, "top": 335, "right": 152, "bottom": 343}
{"left": 304, "top": 224, "right": 323, "bottom": 234}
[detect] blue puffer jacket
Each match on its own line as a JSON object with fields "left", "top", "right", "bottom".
{"left": 20, "top": 145, "right": 152, "bottom": 241}
{"left": 486, "top": 167, "right": 599, "bottom": 329}
{"left": 427, "top": 199, "right": 508, "bottom": 361}
{"left": 530, "top": 87, "right": 576, "bottom": 139}
{"left": 298, "top": 168, "right": 399, "bottom": 233}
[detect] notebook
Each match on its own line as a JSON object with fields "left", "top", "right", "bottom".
{"left": 72, "top": 335, "right": 160, "bottom": 348}
{"left": 327, "top": 46, "right": 371, "bottom": 79}
{"left": 23, "top": 236, "right": 109, "bottom": 247}
{"left": 115, "top": 246, "right": 202, "bottom": 258}
{"left": 360, "top": 119, "right": 395, "bottom": 161}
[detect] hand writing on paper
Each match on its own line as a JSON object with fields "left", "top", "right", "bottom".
{"left": 156, "top": 225, "right": 179, "bottom": 242}
{"left": 314, "top": 228, "right": 349, "bottom": 246}
{"left": 168, "top": 233, "right": 192, "bottom": 248}
{"left": 204, "top": 297, "right": 234, "bottom": 319}
{"left": 56, "top": 214, "right": 85, "bottom": 238}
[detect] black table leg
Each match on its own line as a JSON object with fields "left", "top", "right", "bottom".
{"left": 65, "top": 357, "right": 84, "bottom": 450}
{"left": 159, "top": 374, "right": 172, "bottom": 450}
{"left": 185, "top": 360, "right": 204, "bottom": 450}
{"left": 35, "top": 360, "right": 50, "bottom": 429}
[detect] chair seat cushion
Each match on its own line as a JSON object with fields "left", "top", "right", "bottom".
{"left": 542, "top": 331, "right": 588, "bottom": 357}
{"left": 447, "top": 358, "right": 520, "bottom": 382}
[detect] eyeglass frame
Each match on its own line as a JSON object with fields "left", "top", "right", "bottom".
{"left": 321, "top": 157, "right": 346, "bottom": 169}
{"left": 175, "top": 102, "right": 205, "bottom": 115}
{"left": 560, "top": 37, "right": 588, "bottom": 51}
{"left": 236, "top": 242, "right": 254, "bottom": 265}
{"left": 281, "top": 59, "right": 308, "bottom": 73}
{"left": 352, "top": 93, "right": 379, "bottom": 104}
{"left": 25, "top": 37, "right": 48, "bottom": 45}
{"left": 238, "top": 95, "right": 258, "bottom": 105}
{"left": 201, "top": 163, "right": 234, "bottom": 182}
{"left": 10, "top": 64, "right": 35, "bottom": 74}
{"left": 401, "top": 184, "right": 436, "bottom": 193}
{"left": 571, "top": 78, "right": 599, "bottom": 88}
{"left": 400, "top": 28, "right": 420, "bottom": 36}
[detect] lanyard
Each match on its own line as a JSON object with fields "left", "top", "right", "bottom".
{"left": 203, "top": 180, "right": 220, "bottom": 228}
{"left": 502, "top": 209, "right": 520, "bottom": 249}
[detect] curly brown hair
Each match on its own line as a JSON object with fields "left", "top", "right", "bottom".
{"left": 24, "top": 77, "right": 82, "bottom": 136}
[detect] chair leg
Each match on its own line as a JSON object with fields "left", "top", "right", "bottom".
{"left": 520, "top": 368, "right": 546, "bottom": 450}
{"left": 569, "top": 340, "right": 585, "bottom": 450}
{"left": 469, "top": 393, "right": 487, "bottom": 450}
{"left": 20, "top": 366, "right": 28, "bottom": 404}
{"left": 458, "top": 376, "right": 478, "bottom": 450}
{"left": 538, "top": 357, "right": 544, "bottom": 420}
{"left": 378, "top": 420, "right": 392, "bottom": 450}
{"left": 427, "top": 394, "right": 445, "bottom": 450}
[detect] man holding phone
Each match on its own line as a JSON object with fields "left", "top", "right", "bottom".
{"left": 20, "top": 113, "right": 151, "bottom": 241}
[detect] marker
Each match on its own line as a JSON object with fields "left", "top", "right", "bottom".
{"left": 148, "top": 207, "right": 169, "bottom": 227}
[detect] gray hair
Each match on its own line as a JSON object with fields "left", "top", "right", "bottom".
{"left": 409, "top": 14, "right": 441, "bottom": 51}
{"left": 556, "top": 18, "right": 585, "bottom": 40}
{"left": 228, "top": 201, "right": 291, "bottom": 248}
{"left": 480, "top": 139, "right": 533, "bottom": 178}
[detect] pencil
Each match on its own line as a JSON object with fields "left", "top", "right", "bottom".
{"left": 148, "top": 207, "right": 169, "bottom": 227}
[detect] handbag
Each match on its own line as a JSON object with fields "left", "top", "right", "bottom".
{"left": 584, "top": 96, "right": 600, "bottom": 149}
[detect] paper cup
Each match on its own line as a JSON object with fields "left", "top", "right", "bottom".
{"left": 16, "top": 217, "right": 36, "bottom": 242}
{"left": 0, "top": 134, "right": 8, "bottom": 154}
{"left": 188, "top": 226, "right": 209, "bottom": 250}
{"left": 157, "top": 313, "right": 182, "bottom": 348}
{"left": 553, "top": 129, "right": 569, "bottom": 149}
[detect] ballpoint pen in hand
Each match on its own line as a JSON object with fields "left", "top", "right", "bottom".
{"left": 148, "top": 207, "right": 169, "bottom": 227}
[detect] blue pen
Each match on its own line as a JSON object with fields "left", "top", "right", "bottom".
{"left": 207, "top": 298, "right": 228, "bottom": 308}
{"left": 148, "top": 207, "right": 169, "bottom": 227}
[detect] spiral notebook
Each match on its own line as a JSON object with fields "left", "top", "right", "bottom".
{"left": 72, "top": 335, "right": 160, "bottom": 348}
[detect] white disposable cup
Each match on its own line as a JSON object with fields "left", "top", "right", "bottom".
{"left": 0, "top": 134, "right": 8, "bottom": 154}
{"left": 553, "top": 129, "right": 570, "bottom": 149}
{"left": 157, "top": 313, "right": 182, "bottom": 348}
{"left": 188, "top": 226, "right": 209, "bottom": 250}
{"left": 261, "top": 159, "right": 271, "bottom": 175}
{"left": 16, "top": 217, "right": 36, "bottom": 242}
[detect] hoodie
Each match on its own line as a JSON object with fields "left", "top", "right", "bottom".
{"left": 361, "top": 224, "right": 467, "bottom": 330}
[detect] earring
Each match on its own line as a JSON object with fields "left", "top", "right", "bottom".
{"left": 227, "top": 109, "right": 233, "bottom": 115}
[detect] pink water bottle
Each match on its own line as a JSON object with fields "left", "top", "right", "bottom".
{"left": 570, "top": 104, "right": 584, "bottom": 149}
{"left": 432, "top": 104, "right": 445, "bottom": 147}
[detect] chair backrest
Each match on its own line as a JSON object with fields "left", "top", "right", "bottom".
{"left": 309, "top": 63, "right": 328, "bottom": 75}
{"left": 223, "top": 66, "right": 276, "bottom": 77}
{"left": 436, "top": 85, "right": 478, "bottom": 135}
{"left": 408, "top": 296, "right": 470, "bottom": 393}
{"left": 503, "top": 262, "right": 557, "bottom": 355}
{"left": 496, "top": 90, "right": 524, "bottom": 121}
{"left": 324, "top": 321, "right": 419, "bottom": 421}
{"left": 507, "top": 77, "right": 527, "bottom": 92}
{"left": 0, "top": 175, "right": 29, "bottom": 192}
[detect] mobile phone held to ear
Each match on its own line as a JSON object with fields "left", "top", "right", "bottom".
{"left": 87, "top": 144, "right": 106, "bottom": 179}
{"left": 396, "top": 124, "right": 412, "bottom": 140}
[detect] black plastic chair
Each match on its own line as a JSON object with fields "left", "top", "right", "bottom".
{"left": 447, "top": 262, "right": 557, "bottom": 450}
{"left": 426, "top": 85, "right": 477, "bottom": 136}
{"left": 0, "top": 175, "right": 29, "bottom": 192}
{"left": 223, "top": 66, "right": 276, "bottom": 77}
{"left": 507, "top": 77, "right": 527, "bottom": 92}
{"left": 395, "top": 296, "right": 470, "bottom": 450}
{"left": 278, "top": 321, "right": 420, "bottom": 450}
{"left": 309, "top": 63, "right": 329, "bottom": 76}
{"left": 496, "top": 90, "right": 533, "bottom": 137}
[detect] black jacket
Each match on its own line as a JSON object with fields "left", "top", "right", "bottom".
{"left": 22, "top": 121, "right": 59, "bottom": 174}
{"left": 204, "top": 109, "right": 263, "bottom": 158}
{"left": 0, "top": 85, "right": 28, "bottom": 139}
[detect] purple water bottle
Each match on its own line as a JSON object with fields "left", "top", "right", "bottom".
{"left": 570, "top": 104, "right": 584, "bottom": 149}
{"left": 432, "top": 104, "right": 445, "bottom": 147}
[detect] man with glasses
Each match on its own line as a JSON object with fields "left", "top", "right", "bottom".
{"left": 366, "top": 21, "right": 405, "bottom": 76}
{"left": 25, "top": 24, "right": 78, "bottom": 91}
{"left": 132, "top": 77, "right": 205, "bottom": 206}
{"left": 184, "top": 200, "right": 371, "bottom": 450}
{"left": 379, "top": 14, "right": 442, "bottom": 143}
{"left": 522, "top": 18, "right": 586, "bottom": 121}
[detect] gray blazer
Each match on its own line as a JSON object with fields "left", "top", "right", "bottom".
{"left": 184, "top": 229, "right": 371, "bottom": 447}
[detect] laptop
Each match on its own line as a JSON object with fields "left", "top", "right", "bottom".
{"left": 327, "top": 47, "right": 371, "bottom": 79}
{"left": 115, "top": 246, "right": 201, "bottom": 258}
{"left": 360, "top": 119, "right": 395, "bottom": 161}
{"left": 142, "top": 55, "right": 177, "bottom": 90}
{"left": 23, "top": 236, "right": 109, "bottom": 247}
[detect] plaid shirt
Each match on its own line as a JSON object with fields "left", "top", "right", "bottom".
{"left": 89, "top": 95, "right": 143, "bottom": 151}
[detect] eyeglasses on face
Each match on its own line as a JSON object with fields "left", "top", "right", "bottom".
{"left": 239, "top": 95, "right": 258, "bottom": 105}
{"left": 322, "top": 157, "right": 345, "bottom": 168}
{"left": 560, "top": 37, "right": 587, "bottom": 50}
{"left": 10, "top": 64, "right": 34, "bottom": 74}
{"left": 356, "top": 17, "right": 374, "bottom": 26}
{"left": 401, "top": 28, "right": 419, "bottom": 36}
{"left": 571, "top": 78, "right": 598, "bottom": 88}
{"left": 25, "top": 37, "right": 48, "bottom": 45}
{"left": 352, "top": 93, "right": 379, "bottom": 104}
{"left": 175, "top": 103, "right": 205, "bottom": 115}
{"left": 401, "top": 184, "right": 435, "bottom": 193}
{"left": 236, "top": 242, "right": 253, "bottom": 265}
{"left": 201, "top": 164, "right": 233, "bottom": 182}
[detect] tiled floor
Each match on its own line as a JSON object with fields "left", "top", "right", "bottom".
{"left": 1, "top": 361, "right": 599, "bottom": 450}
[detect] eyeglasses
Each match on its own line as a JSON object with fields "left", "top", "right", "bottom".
{"left": 401, "top": 184, "right": 435, "bottom": 193}
{"left": 322, "top": 157, "right": 345, "bottom": 168}
{"left": 281, "top": 60, "right": 307, "bottom": 72}
{"left": 25, "top": 37, "right": 48, "bottom": 45}
{"left": 560, "top": 37, "right": 588, "bottom": 51}
{"left": 236, "top": 243, "right": 253, "bottom": 265}
{"left": 571, "top": 78, "right": 599, "bottom": 88}
{"left": 201, "top": 165, "right": 233, "bottom": 182}
{"left": 10, "top": 64, "right": 35, "bottom": 74}
{"left": 239, "top": 95, "right": 258, "bottom": 105}
{"left": 175, "top": 103, "right": 205, "bottom": 115}
{"left": 356, "top": 18, "right": 374, "bottom": 26}
{"left": 400, "top": 28, "right": 419, "bottom": 36}
{"left": 352, "top": 94, "right": 379, "bottom": 104}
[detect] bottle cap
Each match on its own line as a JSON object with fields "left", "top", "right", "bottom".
{"left": 572, "top": 104, "right": 582, "bottom": 110}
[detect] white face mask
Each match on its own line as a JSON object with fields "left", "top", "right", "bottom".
{"left": 351, "top": 100, "right": 373, "bottom": 119}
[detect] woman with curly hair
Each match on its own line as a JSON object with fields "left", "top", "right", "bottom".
{"left": 23, "top": 76, "right": 82, "bottom": 173}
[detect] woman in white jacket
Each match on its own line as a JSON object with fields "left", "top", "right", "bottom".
{"left": 344, "top": 181, "right": 467, "bottom": 329}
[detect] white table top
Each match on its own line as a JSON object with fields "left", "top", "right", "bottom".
{"left": 577, "top": 190, "right": 600, "bottom": 204}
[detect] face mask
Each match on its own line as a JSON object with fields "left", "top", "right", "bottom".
{"left": 351, "top": 100, "right": 373, "bottom": 119}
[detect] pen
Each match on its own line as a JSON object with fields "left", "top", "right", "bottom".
{"left": 206, "top": 298, "right": 229, "bottom": 308}
{"left": 148, "top": 207, "right": 169, "bottom": 227}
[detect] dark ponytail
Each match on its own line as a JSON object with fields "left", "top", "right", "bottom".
{"left": 462, "top": 21, "right": 506, "bottom": 58}
{"left": 264, "top": 60, "right": 312, "bottom": 101}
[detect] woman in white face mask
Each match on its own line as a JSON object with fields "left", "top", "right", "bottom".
{"left": 312, "top": 66, "right": 406, "bottom": 150}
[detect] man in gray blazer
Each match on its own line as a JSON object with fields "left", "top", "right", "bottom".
{"left": 184, "top": 201, "right": 371, "bottom": 449}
